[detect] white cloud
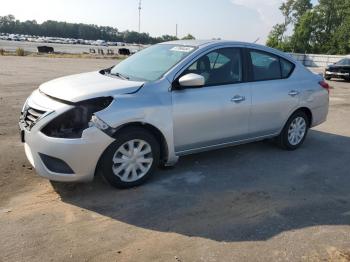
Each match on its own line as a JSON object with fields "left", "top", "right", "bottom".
{"left": 231, "top": 0, "right": 283, "bottom": 27}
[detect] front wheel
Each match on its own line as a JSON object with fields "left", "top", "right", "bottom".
{"left": 277, "top": 111, "right": 309, "bottom": 150}
{"left": 99, "top": 127, "right": 160, "bottom": 188}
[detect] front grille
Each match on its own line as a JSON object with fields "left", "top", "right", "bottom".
{"left": 22, "top": 107, "right": 46, "bottom": 129}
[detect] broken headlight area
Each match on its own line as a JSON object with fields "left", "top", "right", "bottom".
{"left": 41, "top": 97, "right": 113, "bottom": 138}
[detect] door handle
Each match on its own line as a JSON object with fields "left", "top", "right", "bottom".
{"left": 231, "top": 95, "right": 246, "bottom": 103}
{"left": 288, "top": 90, "right": 300, "bottom": 97}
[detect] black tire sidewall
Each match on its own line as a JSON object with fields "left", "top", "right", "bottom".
{"left": 100, "top": 127, "right": 160, "bottom": 189}
{"left": 279, "top": 111, "right": 309, "bottom": 150}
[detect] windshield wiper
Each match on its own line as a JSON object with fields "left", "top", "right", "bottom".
{"left": 111, "top": 72, "right": 130, "bottom": 80}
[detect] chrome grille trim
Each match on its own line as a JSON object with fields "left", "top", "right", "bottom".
{"left": 21, "top": 106, "right": 47, "bottom": 130}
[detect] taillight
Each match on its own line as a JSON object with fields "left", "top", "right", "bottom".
{"left": 319, "top": 80, "right": 330, "bottom": 93}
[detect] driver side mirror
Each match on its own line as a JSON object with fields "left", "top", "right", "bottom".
{"left": 178, "top": 73, "right": 205, "bottom": 88}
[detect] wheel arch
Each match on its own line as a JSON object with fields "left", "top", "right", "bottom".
{"left": 94, "top": 121, "right": 170, "bottom": 179}
{"left": 113, "top": 122, "right": 169, "bottom": 164}
{"left": 279, "top": 107, "right": 313, "bottom": 135}
{"left": 296, "top": 107, "right": 313, "bottom": 127}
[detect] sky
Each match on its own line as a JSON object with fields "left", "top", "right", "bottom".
{"left": 0, "top": 0, "right": 318, "bottom": 44}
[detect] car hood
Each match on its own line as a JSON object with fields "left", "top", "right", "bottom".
{"left": 39, "top": 71, "right": 144, "bottom": 103}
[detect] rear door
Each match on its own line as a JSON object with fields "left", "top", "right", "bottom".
{"left": 247, "top": 49, "right": 299, "bottom": 137}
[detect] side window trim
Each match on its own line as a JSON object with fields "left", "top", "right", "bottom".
{"left": 172, "top": 47, "right": 245, "bottom": 90}
{"left": 246, "top": 48, "right": 295, "bottom": 82}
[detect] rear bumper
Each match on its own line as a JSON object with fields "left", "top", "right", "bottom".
{"left": 325, "top": 71, "right": 350, "bottom": 79}
{"left": 22, "top": 125, "right": 114, "bottom": 182}
{"left": 311, "top": 105, "right": 329, "bottom": 127}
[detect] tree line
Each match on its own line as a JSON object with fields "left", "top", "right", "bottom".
{"left": 267, "top": 0, "right": 350, "bottom": 55}
{"left": 0, "top": 15, "right": 195, "bottom": 44}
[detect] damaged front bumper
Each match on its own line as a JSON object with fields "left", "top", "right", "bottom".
{"left": 22, "top": 124, "right": 114, "bottom": 182}
{"left": 20, "top": 90, "right": 115, "bottom": 182}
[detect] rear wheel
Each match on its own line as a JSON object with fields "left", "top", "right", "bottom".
{"left": 277, "top": 111, "right": 309, "bottom": 150}
{"left": 99, "top": 127, "right": 160, "bottom": 188}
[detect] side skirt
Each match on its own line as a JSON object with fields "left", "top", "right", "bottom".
{"left": 175, "top": 133, "right": 280, "bottom": 157}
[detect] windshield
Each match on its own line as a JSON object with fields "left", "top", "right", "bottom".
{"left": 110, "top": 44, "right": 196, "bottom": 81}
{"left": 336, "top": 58, "right": 350, "bottom": 66}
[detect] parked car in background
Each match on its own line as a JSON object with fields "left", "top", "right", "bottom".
{"left": 325, "top": 58, "right": 350, "bottom": 81}
{"left": 20, "top": 40, "right": 329, "bottom": 188}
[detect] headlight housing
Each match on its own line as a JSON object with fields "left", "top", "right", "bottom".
{"left": 41, "top": 97, "right": 113, "bottom": 138}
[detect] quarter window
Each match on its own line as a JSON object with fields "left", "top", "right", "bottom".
{"left": 182, "top": 48, "right": 243, "bottom": 86}
{"left": 281, "top": 58, "right": 294, "bottom": 78}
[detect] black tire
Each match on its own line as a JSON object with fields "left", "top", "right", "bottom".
{"left": 277, "top": 110, "right": 310, "bottom": 151}
{"left": 325, "top": 77, "right": 331, "bottom": 80}
{"left": 99, "top": 127, "right": 160, "bottom": 189}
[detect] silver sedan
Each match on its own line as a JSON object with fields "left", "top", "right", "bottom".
{"left": 20, "top": 40, "right": 329, "bottom": 188}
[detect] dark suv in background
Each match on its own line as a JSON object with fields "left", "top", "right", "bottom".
{"left": 325, "top": 57, "right": 350, "bottom": 81}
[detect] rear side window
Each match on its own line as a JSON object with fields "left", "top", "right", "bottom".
{"left": 250, "top": 50, "right": 281, "bottom": 81}
{"left": 281, "top": 58, "right": 294, "bottom": 78}
{"left": 249, "top": 50, "right": 295, "bottom": 81}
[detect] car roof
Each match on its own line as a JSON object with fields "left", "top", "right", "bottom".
{"left": 160, "top": 39, "right": 247, "bottom": 47}
{"left": 160, "top": 40, "right": 296, "bottom": 62}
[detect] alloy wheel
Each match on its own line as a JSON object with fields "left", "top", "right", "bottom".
{"left": 288, "top": 117, "right": 307, "bottom": 146}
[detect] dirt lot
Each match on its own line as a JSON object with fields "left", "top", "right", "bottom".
{"left": 1, "top": 56, "right": 350, "bottom": 262}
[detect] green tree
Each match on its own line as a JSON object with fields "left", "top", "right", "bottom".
{"left": 0, "top": 15, "right": 191, "bottom": 45}
{"left": 182, "top": 34, "right": 196, "bottom": 40}
{"left": 267, "top": 0, "right": 350, "bottom": 54}
{"left": 266, "top": 24, "right": 289, "bottom": 51}
{"left": 266, "top": 0, "right": 312, "bottom": 51}
{"left": 290, "top": 10, "right": 320, "bottom": 53}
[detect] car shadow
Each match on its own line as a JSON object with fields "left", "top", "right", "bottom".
{"left": 51, "top": 130, "right": 350, "bottom": 242}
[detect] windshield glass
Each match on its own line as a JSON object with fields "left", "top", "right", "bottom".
{"left": 110, "top": 44, "right": 196, "bottom": 81}
{"left": 336, "top": 58, "right": 350, "bottom": 66}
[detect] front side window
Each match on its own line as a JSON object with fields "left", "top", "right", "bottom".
{"left": 250, "top": 50, "right": 281, "bottom": 81}
{"left": 110, "top": 44, "right": 196, "bottom": 81}
{"left": 182, "top": 48, "right": 243, "bottom": 86}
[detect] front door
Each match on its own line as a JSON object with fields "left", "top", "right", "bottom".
{"left": 172, "top": 47, "right": 251, "bottom": 153}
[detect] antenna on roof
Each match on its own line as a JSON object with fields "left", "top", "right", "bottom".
{"left": 253, "top": 37, "right": 260, "bottom": 44}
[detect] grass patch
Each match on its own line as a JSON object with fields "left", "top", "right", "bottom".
{"left": 16, "top": 48, "right": 25, "bottom": 56}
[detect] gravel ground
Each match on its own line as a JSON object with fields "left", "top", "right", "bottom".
{"left": 0, "top": 56, "right": 350, "bottom": 262}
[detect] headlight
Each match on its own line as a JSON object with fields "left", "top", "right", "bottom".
{"left": 41, "top": 97, "right": 113, "bottom": 138}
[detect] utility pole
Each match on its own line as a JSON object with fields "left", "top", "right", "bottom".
{"left": 138, "top": 0, "right": 142, "bottom": 33}
{"left": 137, "top": 0, "right": 142, "bottom": 51}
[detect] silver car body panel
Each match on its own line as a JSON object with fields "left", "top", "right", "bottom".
{"left": 20, "top": 40, "right": 329, "bottom": 182}
{"left": 39, "top": 71, "right": 144, "bottom": 102}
